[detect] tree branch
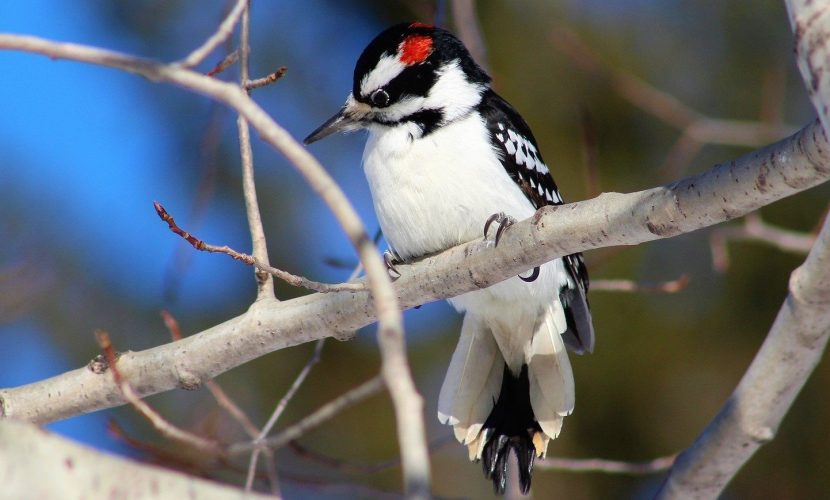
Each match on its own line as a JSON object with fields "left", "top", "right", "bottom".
{"left": 0, "top": 32, "right": 429, "bottom": 498}
{"left": 2, "top": 33, "right": 829, "bottom": 500}
{"left": 654, "top": 2, "right": 830, "bottom": 497}
{"left": 2, "top": 118, "right": 827, "bottom": 425}
{"left": 0, "top": 419, "right": 274, "bottom": 500}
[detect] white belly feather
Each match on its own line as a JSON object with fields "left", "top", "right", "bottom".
{"left": 362, "top": 113, "right": 569, "bottom": 369}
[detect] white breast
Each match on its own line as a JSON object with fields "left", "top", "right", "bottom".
{"left": 362, "top": 113, "right": 534, "bottom": 260}
{"left": 362, "top": 113, "right": 571, "bottom": 369}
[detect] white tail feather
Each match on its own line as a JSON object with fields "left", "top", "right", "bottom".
{"left": 438, "top": 314, "right": 504, "bottom": 446}
{"left": 527, "top": 303, "right": 575, "bottom": 441}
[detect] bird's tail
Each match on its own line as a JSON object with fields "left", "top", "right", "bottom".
{"left": 438, "top": 306, "right": 574, "bottom": 494}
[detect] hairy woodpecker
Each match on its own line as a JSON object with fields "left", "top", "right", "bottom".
{"left": 305, "top": 22, "right": 595, "bottom": 494}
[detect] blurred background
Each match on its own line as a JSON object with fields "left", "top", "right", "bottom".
{"left": 1, "top": 1, "right": 828, "bottom": 498}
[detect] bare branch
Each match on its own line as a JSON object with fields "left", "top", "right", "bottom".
{"left": 177, "top": 0, "right": 247, "bottom": 69}
{"left": 0, "top": 419, "right": 274, "bottom": 500}
{"left": 538, "top": 454, "right": 676, "bottom": 475}
{"left": 206, "top": 49, "right": 239, "bottom": 77}
{"left": 2, "top": 34, "right": 828, "bottom": 499}
{"left": 550, "top": 27, "right": 797, "bottom": 148}
{"left": 709, "top": 212, "right": 816, "bottom": 272}
{"left": 245, "top": 339, "right": 324, "bottom": 490}
{"left": 451, "top": 0, "right": 489, "bottom": 72}
{"left": 229, "top": 375, "right": 385, "bottom": 455}
{"left": 0, "top": 34, "right": 427, "bottom": 493}
{"left": 153, "top": 201, "right": 365, "bottom": 292}
{"left": 289, "top": 435, "right": 454, "bottom": 475}
{"left": 655, "top": 4, "right": 830, "bottom": 496}
{"left": 590, "top": 274, "right": 689, "bottom": 293}
{"left": 94, "top": 330, "right": 222, "bottom": 456}
{"left": 245, "top": 66, "right": 287, "bottom": 90}
{"left": 235, "top": 2, "right": 275, "bottom": 300}
{"left": 2, "top": 119, "right": 828, "bottom": 426}
{"left": 161, "top": 310, "right": 278, "bottom": 493}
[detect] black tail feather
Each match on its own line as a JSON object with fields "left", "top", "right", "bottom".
{"left": 479, "top": 364, "right": 541, "bottom": 495}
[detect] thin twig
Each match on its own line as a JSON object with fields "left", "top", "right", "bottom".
{"left": 551, "top": 27, "right": 796, "bottom": 147}
{"left": 161, "top": 310, "right": 278, "bottom": 493}
{"left": 451, "top": 0, "right": 489, "bottom": 72}
{"left": 245, "top": 339, "right": 325, "bottom": 490}
{"left": 245, "top": 66, "right": 287, "bottom": 90}
{"left": 579, "top": 107, "right": 602, "bottom": 198}
{"left": 236, "top": 1, "right": 275, "bottom": 300}
{"left": 538, "top": 454, "right": 676, "bottom": 474}
{"left": 709, "top": 212, "right": 816, "bottom": 272}
{"left": 206, "top": 49, "right": 239, "bottom": 77}
{"left": 94, "top": 330, "right": 222, "bottom": 456}
{"left": 591, "top": 274, "right": 690, "bottom": 293}
{"left": 229, "top": 375, "right": 385, "bottom": 456}
{"left": 161, "top": 310, "right": 261, "bottom": 437}
{"left": 153, "top": 201, "right": 364, "bottom": 293}
{"left": 177, "top": 0, "right": 247, "bottom": 68}
{"left": 289, "top": 435, "right": 454, "bottom": 475}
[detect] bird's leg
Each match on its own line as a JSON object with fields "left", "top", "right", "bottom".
{"left": 483, "top": 212, "right": 540, "bottom": 283}
{"left": 383, "top": 249, "right": 403, "bottom": 281}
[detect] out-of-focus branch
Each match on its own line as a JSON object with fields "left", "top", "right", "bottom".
{"left": 229, "top": 375, "right": 385, "bottom": 455}
{"left": 656, "top": 3, "right": 830, "bottom": 497}
{"left": 162, "top": 310, "right": 278, "bottom": 493}
{"left": 207, "top": 49, "right": 239, "bottom": 76}
{"left": 550, "top": 27, "right": 797, "bottom": 148}
{"left": 177, "top": 0, "right": 247, "bottom": 69}
{"left": 154, "top": 202, "right": 364, "bottom": 292}
{"left": 709, "top": 212, "right": 816, "bottom": 272}
{"left": 451, "top": 0, "right": 489, "bottom": 72}
{"left": 245, "top": 66, "right": 287, "bottom": 90}
{"left": 538, "top": 454, "right": 676, "bottom": 475}
{"left": 94, "top": 330, "right": 222, "bottom": 456}
{"left": 590, "top": 274, "right": 689, "bottom": 293}
{"left": 0, "top": 419, "right": 274, "bottom": 500}
{"left": 552, "top": 26, "right": 797, "bottom": 180}
{"left": 245, "top": 339, "right": 324, "bottom": 490}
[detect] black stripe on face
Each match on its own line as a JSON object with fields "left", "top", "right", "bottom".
{"left": 374, "top": 108, "right": 444, "bottom": 137}
{"left": 382, "top": 63, "right": 437, "bottom": 104}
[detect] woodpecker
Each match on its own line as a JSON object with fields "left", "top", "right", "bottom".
{"left": 305, "top": 22, "right": 594, "bottom": 494}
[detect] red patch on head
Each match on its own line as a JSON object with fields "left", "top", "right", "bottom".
{"left": 399, "top": 34, "right": 433, "bottom": 65}
{"left": 409, "top": 22, "right": 434, "bottom": 29}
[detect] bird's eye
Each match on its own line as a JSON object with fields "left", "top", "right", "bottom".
{"left": 370, "top": 89, "right": 390, "bottom": 107}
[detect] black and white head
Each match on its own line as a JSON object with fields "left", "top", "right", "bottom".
{"left": 304, "top": 22, "right": 491, "bottom": 144}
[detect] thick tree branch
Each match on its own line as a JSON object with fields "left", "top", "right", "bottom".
{"left": 0, "top": 419, "right": 273, "bottom": 500}
{"left": 2, "top": 118, "right": 827, "bottom": 426}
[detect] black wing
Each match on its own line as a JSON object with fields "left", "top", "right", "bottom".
{"left": 478, "top": 90, "right": 595, "bottom": 354}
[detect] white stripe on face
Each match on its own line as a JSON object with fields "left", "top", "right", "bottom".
{"left": 359, "top": 52, "right": 406, "bottom": 97}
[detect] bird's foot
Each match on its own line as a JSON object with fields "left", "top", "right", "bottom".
{"left": 483, "top": 212, "right": 540, "bottom": 283}
{"left": 383, "top": 249, "right": 402, "bottom": 281}
{"left": 483, "top": 212, "right": 517, "bottom": 247}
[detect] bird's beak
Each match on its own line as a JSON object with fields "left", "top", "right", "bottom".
{"left": 304, "top": 98, "right": 369, "bottom": 145}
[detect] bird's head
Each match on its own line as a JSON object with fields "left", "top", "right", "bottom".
{"left": 304, "top": 22, "right": 491, "bottom": 144}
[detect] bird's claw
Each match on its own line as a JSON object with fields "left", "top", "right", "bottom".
{"left": 383, "top": 249, "right": 402, "bottom": 280}
{"left": 484, "top": 212, "right": 538, "bottom": 282}
{"left": 483, "top": 212, "right": 517, "bottom": 247}
{"left": 518, "top": 267, "right": 540, "bottom": 282}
